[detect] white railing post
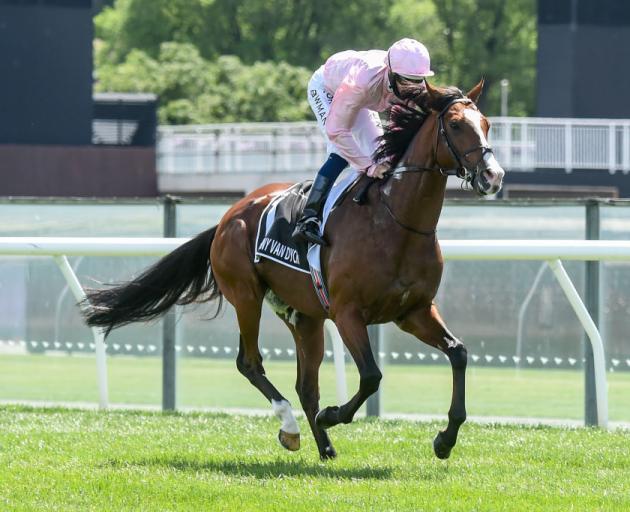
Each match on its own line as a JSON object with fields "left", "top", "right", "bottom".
{"left": 283, "top": 126, "right": 291, "bottom": 172}
{"left": 520, "top": 119, "right": 530, "bottom": 170}
{"left": 504, "top": 119, "right": 513, "bottom": 170}
{"left": 564, "top": 122, "right": 573, "bottom": 173}
{"left": 624, "top": 123, "right": 630, "bottom": 173}
{"left": 164, "top": 134, "right": 175, "bottom": 174}
{"left": 234, "top": 126, "right": 242, "bottom": 172}
{"left": 546, "top": 259, "right": 608, "bottom": 428}
{"left": 609, "top": 124, "right": 616, "bottom": 173}
{"left": 53, "top": 255, "right": 109, "bottom": 409}
{"left": 325, "top": 319, "right": 348, "bottom": 404}
{"left": 195, "top": 137, "right": 203, "bottom": 174}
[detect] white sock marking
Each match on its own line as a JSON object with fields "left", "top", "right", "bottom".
{"left": 272, "top": 399, "right": 300, "bottom": 434}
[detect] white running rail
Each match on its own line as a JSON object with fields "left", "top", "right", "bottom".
{"left": 158, "top": 118, "right": 630, "bottom": 175}
{"left": 3, "top": 237, "right": 630, "bottom": 428}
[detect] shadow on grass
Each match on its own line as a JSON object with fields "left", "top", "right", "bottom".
{"left": 105, "top": 456, "right": 393, "bottom": 480}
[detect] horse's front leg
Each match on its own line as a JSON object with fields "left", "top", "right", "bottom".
{"left": 396, "top": 303, "right": 467, "bottom": 459}
{"left": 316, "top": 308, "right": 382, "bottom": 429}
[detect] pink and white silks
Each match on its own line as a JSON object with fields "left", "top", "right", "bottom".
{"left": 307, "top": 41, "right": 433, "bottom": 176}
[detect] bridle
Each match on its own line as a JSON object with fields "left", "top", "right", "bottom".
{"left": 377, "top": 96, "right": 495, "bottom": 236}
{"left": 390, "top": 97, "right": 494, "bottom": 183}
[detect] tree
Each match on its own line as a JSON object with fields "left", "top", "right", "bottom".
{"left": 95, "top": 0, "right": 395, "bottom": 69}
{"left": 95, "top": 43, "right": 312, "bottom": 124}
{"left": 94, "top": 0, "right": 537, "bottom": 121}
{"left": 428, "top": 0, "right": 536, "bottom": 116}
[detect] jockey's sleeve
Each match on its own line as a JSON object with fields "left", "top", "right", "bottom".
{"left": 355, "top": 109, "right": 384, "bottom": 162}
{"left": 326, "top": 78, "right": 374, "bottom": 171}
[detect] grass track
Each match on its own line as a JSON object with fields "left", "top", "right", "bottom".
{"left": 2, "top": 355, "right": 630, "bottom": 421}
{"left": 0, "top": 406, "right": 628, "bottom": 511}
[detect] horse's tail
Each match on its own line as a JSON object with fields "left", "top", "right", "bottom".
{"left": 83, "top": 226, "right": 223, "bottom": 336}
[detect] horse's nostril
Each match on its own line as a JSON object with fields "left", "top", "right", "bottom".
{"left": 482, "top": 169, "right": 504, "bottom": 187}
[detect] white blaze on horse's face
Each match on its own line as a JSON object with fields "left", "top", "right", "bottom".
{"left": 463, "top": 108, "right": 505, "bottom": 196}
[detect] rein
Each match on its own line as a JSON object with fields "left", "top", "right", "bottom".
{"left": 371, "top": 96, "right": 495, "bottom": 236}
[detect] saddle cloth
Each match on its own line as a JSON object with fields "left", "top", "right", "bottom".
{"left": 254, "top": 170, "right": 361, "bottom": 309}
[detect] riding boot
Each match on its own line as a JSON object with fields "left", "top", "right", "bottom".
{"left": 292, "top": 174, "right": 335, "bottom": 245}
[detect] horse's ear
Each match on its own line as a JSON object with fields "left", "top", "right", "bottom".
{"left": 466, "top": 78, "right": 485, "bottom": 104}
{"left": 425, "top": 80, "right": 438, "bottom": 100}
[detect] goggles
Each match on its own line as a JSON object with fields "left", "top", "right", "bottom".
{"left": 396, "top": 75, "right": 426, "bottom": 84}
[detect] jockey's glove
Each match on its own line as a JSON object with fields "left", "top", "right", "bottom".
{"left": 366, "top": 163, "right": 389, "bottom": 179}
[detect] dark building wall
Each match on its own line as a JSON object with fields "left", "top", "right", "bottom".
{"left": 0, "top": 0, "right": 93, "bottom": 144}
{"left": 572, "top": 25, "right": 630, "bottom": 118}
{"left": 536, "top": 24, "right": 575, "bottom": 117}
{"left": 537, "top": 0, "right": 630, "bottom": 118}
{"left": 0, "top": 145, "right": 157, "bottom": 197}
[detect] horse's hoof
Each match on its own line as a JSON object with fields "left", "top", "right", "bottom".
{"left": 315, "top": 406, "right": 339, "bottom": 430}
{"left": 278, "top": 430, "right": 300, "bottom": 451}
{"left": 319, "top": 445, "right": 337, "bottom": 461}
{"left": 433, "top": 432, "right": 453, "bottom": 460}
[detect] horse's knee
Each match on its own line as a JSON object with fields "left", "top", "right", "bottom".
{"left": 360, "top": 369, "right": 382, "bottom": 395}
{"left": 447, "top": 344, "right": 467, "bottom": 370}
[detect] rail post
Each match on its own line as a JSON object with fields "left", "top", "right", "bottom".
{"left": 366, "top": 324, "right": 381, "bottom": 417}
{"left": 162, "top": 196, "right": 179, "bottom": 411}
{"left": 584, "top": 200, "right": 600, "bottom": 426}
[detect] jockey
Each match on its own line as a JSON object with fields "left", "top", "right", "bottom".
{"left": 293, "top": 38, "right": 434, "bottom": 245}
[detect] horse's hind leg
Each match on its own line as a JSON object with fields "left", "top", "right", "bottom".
{"left": 396, "top": 303, "right": 467, "bottom": 460}
{"left": 212, "top": 220, "right": 299, "bottom": 451}
{"left": 281, "top": 315, "right": 336, "bottom": 460}
{"left": 229, "top": 292, "right": 300, "bottom": 451}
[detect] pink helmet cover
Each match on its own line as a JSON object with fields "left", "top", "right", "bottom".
{"left": 387, "top": 38, "right": 434, "bottom": 78}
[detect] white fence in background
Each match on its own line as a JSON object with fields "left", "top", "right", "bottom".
{"left": 158, "top": 118, "right": 630, "bottom": 175}
{"left": 3, "top": 237, "right": 630, "bottom": 428}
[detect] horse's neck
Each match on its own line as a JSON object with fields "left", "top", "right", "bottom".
{"left": 382, "top": 119, "right": 447, "bottom": 233}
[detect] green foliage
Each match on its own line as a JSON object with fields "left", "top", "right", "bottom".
{"left": 429, "top": 0, "right": 537, "bottom": 116}
{"left": 95, "top": 0, "right": 393, "bottom": 68}
{"left": 95, "top": 43, "right": 312, "bottom": 124}
{"left": 94, "top": 0, "right": 537, "bottom": 122}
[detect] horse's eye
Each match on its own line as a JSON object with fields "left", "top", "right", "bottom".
{"left": 449, "top": 121, "right": 460, "bottom": 130}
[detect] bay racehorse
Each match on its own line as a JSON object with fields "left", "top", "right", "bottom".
{"left": 84, "top": 80, "right": 504, "bottom": 460}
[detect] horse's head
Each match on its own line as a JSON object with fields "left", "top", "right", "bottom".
{"left": 425, "top": 80, "right": 505, "bottom": 196}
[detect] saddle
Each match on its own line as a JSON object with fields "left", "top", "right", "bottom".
{"left": 254, "top": 171, "right": 362, "bottom": 310}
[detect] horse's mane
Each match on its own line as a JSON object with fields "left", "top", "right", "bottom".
{"left": 373, "top": 85, "right": 466, "bottom": 169}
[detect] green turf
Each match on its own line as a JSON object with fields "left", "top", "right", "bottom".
{"left": 1, "top": 355, "right": 630, "bottom": 421}
{"left": 0, "top": 406, "right": 628, "bottom": 511}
